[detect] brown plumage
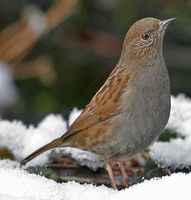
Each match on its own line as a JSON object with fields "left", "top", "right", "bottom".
{"left": 21, "top": 17, "right": 174, "bottom": 189}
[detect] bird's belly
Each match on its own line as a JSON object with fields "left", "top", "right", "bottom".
{"left": 94, "top": 84, "right": 170, "bottom": 160}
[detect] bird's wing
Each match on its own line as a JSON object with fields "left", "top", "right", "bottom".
{"left": 62, "top": 66, "right": 130, "bottom": 139}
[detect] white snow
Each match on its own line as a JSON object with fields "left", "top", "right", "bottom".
{"left": 150, "top": 94, "right": 191, "bottom": 168}
{"left": 0, "top": 114, "right": 67, "bottom": 165}
{"left": 166, "top": 94, "right": 191, "bottom": 137}
{"left": 0, "top": 159, "right": 190, "bottom": 200}
{"left": 0, "top": 61, "right": 19, "bottom": 111}
{"left": 68, "top": 107, "right": 82, "bottom": 126}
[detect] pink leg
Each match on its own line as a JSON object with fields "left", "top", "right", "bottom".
{"left": 118, "top": 161, "right": 129, "bottom": 187}
{"left": 105, "top": 162, "right": 117, "bottom": 189}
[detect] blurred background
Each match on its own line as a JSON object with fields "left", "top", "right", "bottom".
{"left": 0, "top": 0, "right": 191, "bottom": 124}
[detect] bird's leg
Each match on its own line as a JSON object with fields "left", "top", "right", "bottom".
{"left": 118, "top": 161, "right": 129, "bottom": 187}
{"left": 105, "top": 161, "right": 117, "bottom": 189}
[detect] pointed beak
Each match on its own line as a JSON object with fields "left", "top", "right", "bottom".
{"left": 159, "top": 18, "right": 175, "bottom": 30}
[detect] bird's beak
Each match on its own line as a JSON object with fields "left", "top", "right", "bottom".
{"left": 159, "top": 18, "right": 175, "bottom": 31}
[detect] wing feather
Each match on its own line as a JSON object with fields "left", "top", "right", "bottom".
{"left": 62, "top": 66, "right": 130, "bottom": 139}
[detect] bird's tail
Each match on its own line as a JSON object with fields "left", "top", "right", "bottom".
{"left": 20, "top": 137, "right": 66, "bottom": 165}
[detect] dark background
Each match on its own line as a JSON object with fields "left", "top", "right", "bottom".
{"left": 0, "top": 0, "right": 191, "bottom": 123}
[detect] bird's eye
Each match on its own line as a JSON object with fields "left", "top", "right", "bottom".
{"left": 141, "top": 33, "right": 150, "bottom": 40}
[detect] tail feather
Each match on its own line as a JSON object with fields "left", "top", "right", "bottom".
{"left": 21, "top": 137, "right": 64, "bottom": 165}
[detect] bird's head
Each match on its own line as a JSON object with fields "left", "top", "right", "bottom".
{"left": 121, "top": 17, "right": 175, "bottom": 65}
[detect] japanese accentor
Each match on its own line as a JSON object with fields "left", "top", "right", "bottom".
{"left": 21, "top": 17, "right": 174, "bottom": 189}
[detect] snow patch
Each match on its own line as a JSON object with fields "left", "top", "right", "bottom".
{"left": 0, "top": 160, "right": 190, "bottom": 200}
{"left": 150, "top": 94, "right": 191, "bottom": 168}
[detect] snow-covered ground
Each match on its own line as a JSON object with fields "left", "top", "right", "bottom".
{"left": 150, "top": 94, "right": 191, "bottom": 169}
{"left": 0, "top": 94, "right": 191, "bottom": 199}
{"left": 0, "top": 159, "right": 190, "bottom": 200}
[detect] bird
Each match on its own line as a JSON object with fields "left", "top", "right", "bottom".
{"left": 21, "top": 17, "right": 174, "bottom": 189}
